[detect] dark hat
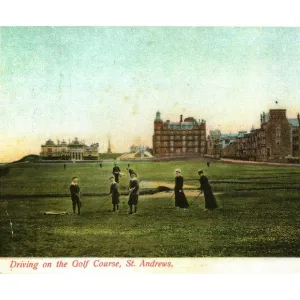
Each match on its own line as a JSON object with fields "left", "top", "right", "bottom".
{"left": 198, "top": 170, "right": 203, "bottom": 175}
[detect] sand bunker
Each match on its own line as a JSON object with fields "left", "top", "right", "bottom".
{"left": 139, "top": 180, "right": 196, "bottom": 189}
{"left": 44, "top": 211, "right": 69, "bottom": 215}
{"left": 139, "top": 190, "right": 222, "bottom": 199}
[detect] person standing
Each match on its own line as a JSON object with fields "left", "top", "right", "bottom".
{"left": 126, "top": 167, "right": 137, "bottom": 177}
{"left": 128, "top": 173, "right": 140, "bottom": 214}
{"left": 174, "top": 169, "right": 189, "bottom": 209}
{"left": 64, "top": 164, "right": 66, "bottom": 170}
{"left": 109, "top": 176, "right": 120, "bottom": 212}
{"left": 69, "top": 177, "right": 81, "bottom": 215}
{"left": 112, "top": 163, "right": 121, "bottom": 183}
{"left": 198, "top": 170, "right": 218, "bottom": 211}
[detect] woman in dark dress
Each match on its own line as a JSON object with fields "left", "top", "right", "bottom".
{"left": 198, "top": 170, "right": 218, "bottom": 210}
{"left": 128, "top": 173, "right": 140, "bottom": 214}
{"left": 174, "top": 169, "right": 189, "bottom": 209}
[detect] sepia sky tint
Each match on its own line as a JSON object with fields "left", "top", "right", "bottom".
{"left": 1, "top": 27, "right": 300, "bottom": 162}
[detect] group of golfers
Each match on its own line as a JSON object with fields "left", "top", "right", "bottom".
{"left": 69, "top": 162, "right": 218, "bottom": 216}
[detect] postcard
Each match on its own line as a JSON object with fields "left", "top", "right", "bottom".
{"left": 1, "top": 26, "right": 300, "bottom": 278}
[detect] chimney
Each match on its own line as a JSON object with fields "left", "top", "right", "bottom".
{"left": 180, "top": 115, "right": 183, "bottom": 122}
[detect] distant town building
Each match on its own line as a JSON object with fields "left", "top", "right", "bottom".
{"left": 130, "top": 145, "right": 152, "bottom": 153}
{"left": 40, "top": 138, "right": 99, "bottom": 160}
{"left": 289, "top": 113, "right": 300, "bottom": 158}
{"left": 152, "top": 112, "right": 206, "bottom": 157}
{"left": 235, "top": 109, "right": 293, "bottom": 161}
{"left": 107, "top": 138, "right": 112, "bottom": 153}
{"left": 207, "top": 130, "right": 242, "bottom": 157}
{"left": 207, "top": 109, "right": 300, "bottom": 162}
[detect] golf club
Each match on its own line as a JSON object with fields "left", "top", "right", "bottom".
{"left": 96, "top": 195, "right": 111, "bottom": 213}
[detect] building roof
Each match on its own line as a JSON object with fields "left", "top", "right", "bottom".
{"left": 262, "top": 112, "right": 270, "bottom": 123}
{"left": 184, "top": 117, "right": 196, "bottom": 122}
{"left": 237, "top": 132, "right": 247, "bottom": 138}
{"left": 221, "top": 133, "right": 239, "bottom": 138}
{"left": 288, "top": 118, "right": 300, "bottom": 127}
{"left": 45, "top": 139, "right": 55, "bottom": 146}
{"left": 167, "top": 122, "right": 198, "bottom": 130}
{"left": 69, "top": 137, "right": 85, "bottom": 145}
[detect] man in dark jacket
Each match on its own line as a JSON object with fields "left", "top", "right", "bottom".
{"left": 112, "top": 163, "right": 121, "bottom": 183}
{"left": 70, "top": 177, "right": 81, "bottom": 215}
{"left": 128, "top": 173, "right": 140, "bottom": 214}
{"left": 126, "top": 167, "right": 137, "bottom": 177}
{"left": 109, "top": 176, "right": 120, "bottom": 212}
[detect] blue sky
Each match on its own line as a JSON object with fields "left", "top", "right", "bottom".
{"left": 1, "top": 27, "right": 300, "bottom": 162}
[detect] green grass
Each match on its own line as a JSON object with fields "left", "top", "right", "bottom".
{"left": 1, "top": 159, "right": 300, "bottom": 257}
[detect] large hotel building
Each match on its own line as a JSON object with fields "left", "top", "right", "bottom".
{"left": 152, "top": 112, "right": 206, "bottom": 156}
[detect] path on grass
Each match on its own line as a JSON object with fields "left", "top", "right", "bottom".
{"left": 221, "top": 158, "right": 300, "bottom": 167}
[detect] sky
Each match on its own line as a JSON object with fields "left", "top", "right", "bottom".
{"left": 1, "top": 27, "right": 300, "bottom": 162}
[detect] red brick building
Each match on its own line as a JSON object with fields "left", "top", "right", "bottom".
{"left": 236, "top": 109, "right": 298, "bottom": 161}
{"left": 289, "top": 114, "right": 300, "bottom": 158}
{"left": 152, "top": 112, "right": 206, "bottom": 157}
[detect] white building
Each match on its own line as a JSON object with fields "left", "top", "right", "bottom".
{"left": 40, "top": 138, "right": 99, "bottom": 160}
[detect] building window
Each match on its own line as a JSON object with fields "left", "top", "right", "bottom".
{"left": 293, "top": 136, "right": 299, "bottom": 142}
{"left": 267, "top": 148, "right": 271, "bottom": 157}
{"left": 276, "top": 125, "right": 281, "bottom": 138}
{"left": 293, "top": 145, "right": 299, "bottom": 151}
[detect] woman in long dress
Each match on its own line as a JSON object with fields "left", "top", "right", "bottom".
{"left": 174, "top": 169, "right": 189, "bottom": 209}
{"left": 198, "top": 170, "right": 218, "bottom": 210}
